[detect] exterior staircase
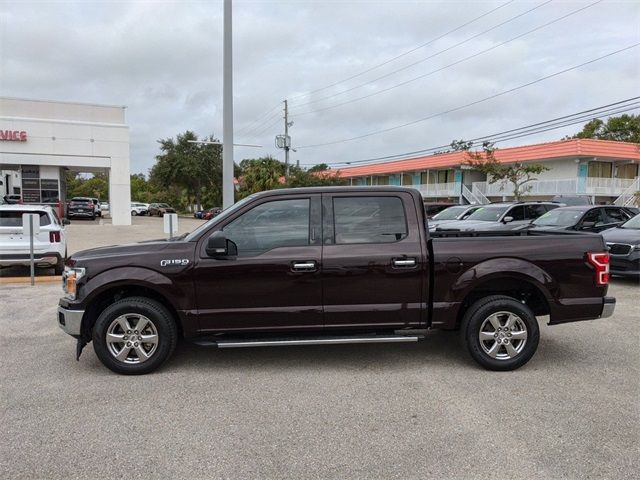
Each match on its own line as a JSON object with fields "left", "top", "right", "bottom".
{"left": 614, "top": 177, "right": 639, "bottom": 207}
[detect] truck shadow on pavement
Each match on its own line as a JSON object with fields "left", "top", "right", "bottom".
{"left": 161, "top": 327, "right": 586, "bottom": 374}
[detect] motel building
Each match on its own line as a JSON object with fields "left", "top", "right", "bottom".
{"left": 0, "top": 97, "right": 132, "bottom": 225}
{"left": 337, "top": 138, "right": 640, "bottom": 206}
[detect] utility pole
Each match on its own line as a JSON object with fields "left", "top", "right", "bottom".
{"left": 222, "top": 0, "right": 234, "bottom": 209}
{"left": 284, "top": 99, "right": 290, "bottom": 178}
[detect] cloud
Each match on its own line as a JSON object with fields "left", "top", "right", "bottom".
{"left": 1, "top": 0, "right": 638, "bottom": 173}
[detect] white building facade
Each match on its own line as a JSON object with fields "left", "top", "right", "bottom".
{"left": 0, "top": 97, "right": 132, "bottom": 225}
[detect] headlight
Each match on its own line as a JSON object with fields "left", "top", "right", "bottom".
{"left": 62, "top": 266, "right": 86, "bottom": 300}
{"left": 634, "top": 244, "right": 640, "bottom": 252}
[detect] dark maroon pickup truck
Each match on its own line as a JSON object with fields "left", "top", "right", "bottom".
{"left": 57, "top": 187, "right": 615, "bottom": 374}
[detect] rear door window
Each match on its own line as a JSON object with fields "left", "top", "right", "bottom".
{"left": 524, "top": 204, "right": 548, "bottom": 220}
{"left": 603, "top": 208, "right": 630, "bottom": 224}
{"left": 333, "top": 196, "right": 407, "bottom": 244}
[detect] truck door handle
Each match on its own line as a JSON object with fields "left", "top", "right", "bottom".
{"left": 392, "top": 258, "right": 417, "bottom": 268}
{"left": 291, "top": 261, "right": 317, "bottom": 272}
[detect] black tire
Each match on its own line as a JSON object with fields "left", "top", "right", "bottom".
{"left": 92, "top": 296, "right": 178, "bottom": 375}
{"left": 460, "top": 295, "right": 540, "bottom": 371}
{"left": 91, "top": 214, "right": 96, "bottom": 221}
{"left": 54, "top": 255, "right": 64, "bottom": 275}
{"left": 131, "top": 210, "right": 138, "bottom": 216}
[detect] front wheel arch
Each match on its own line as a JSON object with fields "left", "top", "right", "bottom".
{"left": 81, "top": 284, "right": 183, "bottom": 342}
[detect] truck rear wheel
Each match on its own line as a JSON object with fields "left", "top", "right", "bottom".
{"left": 92, "top": 296, "right": 178, "bottom": 375}
{"left": 460, "top": 295, "right": 539, "bottom": 371}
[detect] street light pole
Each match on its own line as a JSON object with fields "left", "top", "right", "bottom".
{"left": 222, "top": 0, "right": 234, "bottom": 209}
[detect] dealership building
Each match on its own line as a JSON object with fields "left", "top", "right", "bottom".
{"left": 0, "top": 97, "right": 132, "bottom": 225}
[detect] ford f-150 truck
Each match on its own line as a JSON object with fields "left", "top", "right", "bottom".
{"left": 57, "top": 187, "right": 615, "bottom": 375}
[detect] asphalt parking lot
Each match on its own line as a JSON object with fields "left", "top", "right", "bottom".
{"left": 1, "top": 216, "right": 639, "bottom": 479}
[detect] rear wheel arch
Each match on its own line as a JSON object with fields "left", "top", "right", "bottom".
{"left": 455, "top": 275, "right": 551, "bottom": 330}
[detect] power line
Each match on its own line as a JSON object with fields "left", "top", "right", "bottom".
{"left": 291, "top": 0, "right": 603, "bottom": 118}
{"left": 242, "top": 114, "right": 282, "bottom": 142}
{"left": 290, "top": 0, "right": 554, "bottom": 110}
{"left": 298, "top": 98, "right": 640, "bottom": 166}
{"left": 237, "top": 109, "right": 282, "bottom": 138}
{"left": 306, "top": 105, "right": 640, "bottom": 167}
{"left": 287, "top": 0, "right": 517, "bottom": 102}
{"left": 296, "top": 43, "right": 640, "bottom": 150}
{"left": 235, "top": 102, "right": 283, "bottom": 137}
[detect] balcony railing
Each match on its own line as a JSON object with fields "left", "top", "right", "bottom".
{"left": 415, "top": 182, "right": 457, "bottom": 197}
{"left": 473, "top": 177, "right": 637, "bottom": 197}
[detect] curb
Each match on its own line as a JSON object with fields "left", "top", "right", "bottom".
{"left": 0, "top": 275, "right": 62, "bottom": 285}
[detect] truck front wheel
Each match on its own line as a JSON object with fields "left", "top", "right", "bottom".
{"left": 92, "top": 296, "right": 178, "bottom": 375}
{"left": 460, "top": 295, "right": 539, "bottom": 371}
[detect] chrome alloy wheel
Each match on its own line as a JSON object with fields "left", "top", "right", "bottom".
{"left": 478, "top": 311, "right": 528, "bottom": 361}
{"left": 106, "top": 314, "right": 159, "bottom": 364}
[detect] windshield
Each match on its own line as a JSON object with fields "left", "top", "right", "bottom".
{"left": 159, "top": 203, "right": 170, "bottom": 208}
{"left": 184, "top": 194, "right": 259, "bottom": 241}
{"left": 432, "top": 206, "right": 467, "bottom": 220}
{"left": 533, "top": 209, "right": 583, "bottom": 227}
{"left": 620, "top": 214, "right": 640, "bottom": 229}
{"left": 466, "top": 206, "right": 510, "bottom": 222}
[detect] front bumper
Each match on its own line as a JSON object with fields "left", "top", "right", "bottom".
{"left": 600, "top": 297, "right": 616, "bottom": 319}
{"left": 57, "top": 306, "right": 84, "bottom": 336}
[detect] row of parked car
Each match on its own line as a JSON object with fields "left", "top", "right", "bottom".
{"left": 427, "top": 200, "right": 640, "bottom": 278}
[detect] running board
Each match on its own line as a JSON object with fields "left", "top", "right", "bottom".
{"left": 193, "top": 335, "right": 422, "bottom": 349}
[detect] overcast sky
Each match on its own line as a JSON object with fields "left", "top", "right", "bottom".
{"left": 1, "top": 0, "right": 639, "bottom": 174}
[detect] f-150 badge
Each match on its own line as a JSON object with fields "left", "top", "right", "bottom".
{"left": 160, "top": 259, "right": 190, "bottom": 267}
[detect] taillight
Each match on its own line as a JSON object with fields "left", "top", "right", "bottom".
{"left": 50, "top": 231, "right": 61, "bottom": 243}
{"left": 587, "top": 252, "right": 609, "bottom": 286}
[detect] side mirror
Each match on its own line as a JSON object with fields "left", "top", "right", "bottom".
{"left": 580, "top": 221, "right": 596, "bottom": 229}
{"left": 63, "top": 218, "right": 70, "bottom": 225}
{"left": 206, "top": 231, "right": 238, "bottom": 258}
{"left": 502, "top": 216, "right": 514, "bottom": 223}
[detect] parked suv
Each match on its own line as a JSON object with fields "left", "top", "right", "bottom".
{"left": 131, "top": 203, "right": 148, "bottom": 216}
{"left": 456, "top": 202, "right": 560, "bottom": 231}
{"left": 0, "top": 204, "right": 67, "bottom": 274}
{"left": 67, "top": 197, "right": 97, "bottom": 220}
{"left": 148, "top": 203, "right": 176, "bottom": 217}
{"left": 531, "top": 205, "right": 636, "bottom": 233}
{"left": 89, "top": 198, "right": 102, "bottom": 217}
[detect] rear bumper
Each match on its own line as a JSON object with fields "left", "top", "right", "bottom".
{"left": 600, "top": 297, "right": 616, "bottom": 318}
{"left": 68, "top": 210, "right": 94, "bottom": 217}
{"left": 57, "top": 306, "right": 84, "bottom": 336}
{"left": 0, "top": 252, "right": 62, "bottom": 267}
{"left": 549, "top": 296, "right": 615, "bottom": 325}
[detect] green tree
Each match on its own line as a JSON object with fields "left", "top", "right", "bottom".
{"left": 237, "top": 156, "right": 285, "bottom": 196}
{"left": 65, "top": 172, "right": 109, "bottom": 200}
{"left": 464, "top": 141, "right": 549, "bottom": 201}
{"left": 150, "top": 131, "right": 223, "bottom": 210}
{"left": 573, "top": 114, "right": 640, "bottom": 143}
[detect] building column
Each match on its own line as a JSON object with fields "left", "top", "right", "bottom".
{"left": 109, "top": 156, "right": 132, "bottom": 226}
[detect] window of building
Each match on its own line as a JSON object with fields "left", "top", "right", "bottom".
{"left": 221, "top": 198, "right": 310, "bottom": 257}
{"left": 372, "top": 176, "right": 390, "bottom": 185}
{"left": 588, "top": 161, "right": 612, "bottom": 178}
{"left": 333, "top": 196, "right": 407, "bottom": 244}
{"left": 401, "top": 174, "right": 413, "bottom": 186}
{"left": 616, "top": 163, "right": 638, "bottom": 179}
